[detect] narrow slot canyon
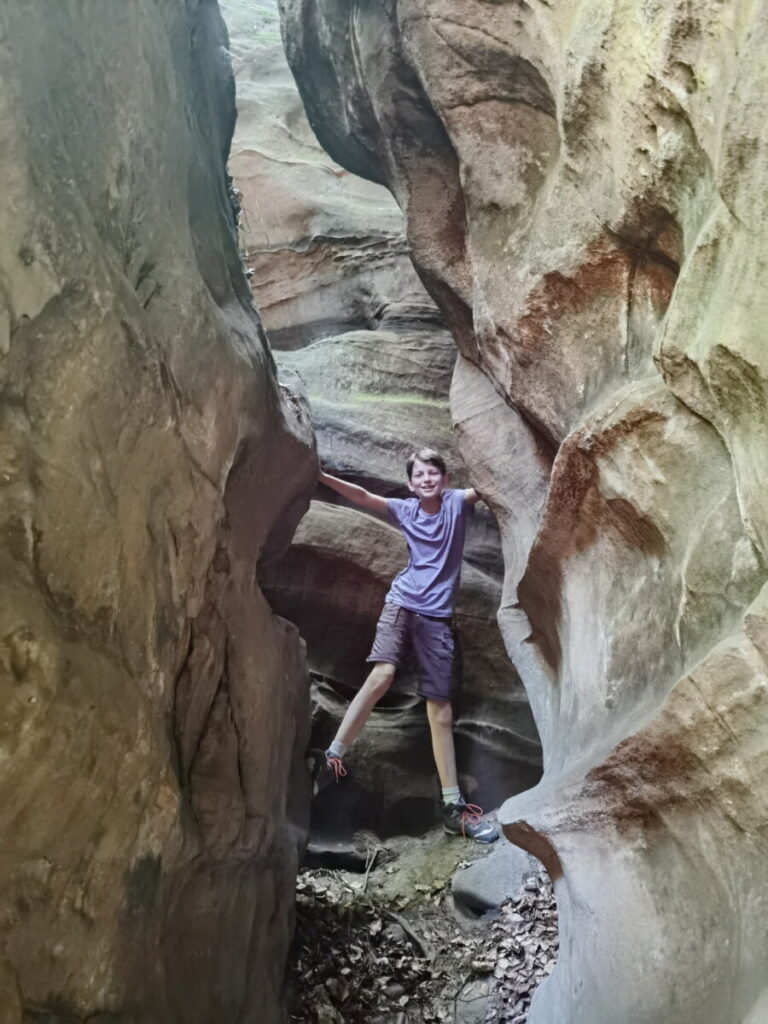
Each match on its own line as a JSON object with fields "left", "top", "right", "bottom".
{"left": 1, "top": 2, "right": 767, "bottom": 1024}
{"left": 228, "top": 5, "right": 552, "bottom": 1018}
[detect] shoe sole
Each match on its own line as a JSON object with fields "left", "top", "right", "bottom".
{"left": 443, "top": 825, "right": 499, "bottom": 844}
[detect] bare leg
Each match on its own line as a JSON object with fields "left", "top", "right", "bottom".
{"left": 426, "top": 699, "right": 459, "bottom": 789}
{"left": 334, "top": 662, "right": 396, "bottom": 748}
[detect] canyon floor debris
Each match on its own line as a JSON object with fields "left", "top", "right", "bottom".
{"left": 287, "top": 830, "right": 558, "bottom": 1024}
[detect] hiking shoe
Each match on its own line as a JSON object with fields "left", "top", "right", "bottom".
{"left": 307, "top": 748, "right": 347, "bottom": 796}
{"left": 441, "top": 799, "right": 499, "bottom": 844}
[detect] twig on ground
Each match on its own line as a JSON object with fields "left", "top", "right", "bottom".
{"left": 383, "top": 908, "right": 433, "bottom": 960}
{"left": 361, "top": 842, "right": 381, "bottom": 895}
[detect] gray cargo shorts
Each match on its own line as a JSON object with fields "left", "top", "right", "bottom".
{"left": 367, "top": 602, "right": 455, "bottom": 702}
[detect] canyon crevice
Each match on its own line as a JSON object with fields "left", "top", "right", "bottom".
{"left": 279, "top": 1, "right": 768, "bottom": 1021}
{"left": 223, "top": 0, "right": 542, "bottom": 854}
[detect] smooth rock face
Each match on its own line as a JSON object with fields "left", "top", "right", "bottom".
{"left": 0, "top": 4, "right": 314, "bottom": 1021}
{"left": 221, "top": 0, "right": 428, "bottom": 349}
{"left": 280, "top": 1, "right": 768, "bottom": 1021}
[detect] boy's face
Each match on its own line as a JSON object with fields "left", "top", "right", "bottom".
{"left": 408, "top": 458, "right": 447, "bottom": 500}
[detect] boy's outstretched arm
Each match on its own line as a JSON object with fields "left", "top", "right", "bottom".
{"left": 463, "top": 488, "right": 481, "bottom": 505}
{"left": 318, "top": 470, "right": 389, "bottom": 515}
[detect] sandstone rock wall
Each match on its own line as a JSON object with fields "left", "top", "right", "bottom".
{"left": 279, "top": 1, "right": 768, "bottom": 1020}
{"left": 0, "top": 3, "right": 314, "bottom": 1021}
{"left": 221, "top": 0, "right": 429, "bottom": 348}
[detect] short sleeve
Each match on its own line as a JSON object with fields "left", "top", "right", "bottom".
{"left": 455, "top": 489, "right": 475, "bottom": 517}
{"left": 387, "top": 498, "right": 407, "bottom": 526}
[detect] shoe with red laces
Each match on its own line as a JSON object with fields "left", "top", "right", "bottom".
{"left": 307, "top": 747, "right": 347, "bottom": 795}
{"left": 441, "top": 798, "right": 499, "bottom": 844}
{"left": 325, "top": 750, "right": 347, "bottom": 782}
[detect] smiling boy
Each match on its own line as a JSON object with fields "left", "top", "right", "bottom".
{"left": 317, "top": 448, "right": 499, "bottom": 844}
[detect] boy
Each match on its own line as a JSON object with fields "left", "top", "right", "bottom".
{"left": 316, "top": 448, "right": 499, "bottom": 844}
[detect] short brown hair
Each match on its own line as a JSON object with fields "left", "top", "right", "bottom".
{"left": 406, "top": 448, "right": 447, "bottom": 479}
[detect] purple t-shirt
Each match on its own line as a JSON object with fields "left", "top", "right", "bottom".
{"left": 385, "top": 488, "right": 474, "bottom": 617}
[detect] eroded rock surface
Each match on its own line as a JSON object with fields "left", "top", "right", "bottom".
{"left": 0, "top": 4, "right": 314, "bottom": 1021}
{"left": 222, "top": 0, "right": 429, "bottom": 348}
{"left": 280, "top": 1, "right": 768, "bottom": 1021}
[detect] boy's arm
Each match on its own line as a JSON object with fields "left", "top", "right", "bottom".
{"left": 319, "top": 470, "right": 389, "bottom": 515}
{"left": 463, "top": 488, "right": 481, "bottom": 506}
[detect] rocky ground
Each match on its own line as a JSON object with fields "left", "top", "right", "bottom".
{"left": 287, "top": 830, "right": 557, "bottom": 1024}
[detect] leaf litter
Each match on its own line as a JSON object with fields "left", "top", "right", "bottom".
{"left": 287, "top": 840, "right": 558, "bottom": 1024}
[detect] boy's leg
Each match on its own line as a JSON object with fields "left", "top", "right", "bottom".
{"left": 411, "top": 615, "right": 458, "bottom": 788}
{"left": 425, "top": 699, "right": 458, "bottom": 789}
{"left": 414, "top": 615, "right": 499, "bottom": 843}
{"left": 334, "top": 662, "right": 396, "bottom": 747}
{"left": 318, "top": 605, "right": 408, "bottom": 782}
{"left": 313, "top": 662, "right": 396, "bottom": 788}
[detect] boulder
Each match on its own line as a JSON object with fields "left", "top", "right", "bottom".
{"left": 452, "top": 843, "right": 538, "bottom": 917}
{"left": 455, "top": 977, "right": 494, "bottom": 1024}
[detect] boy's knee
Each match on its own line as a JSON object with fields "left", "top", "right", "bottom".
{"left": 367, "top": 662, "right": 395, "bottom": 698}
{"left": 427, "top": 699, "right": 453, "bottom": 728}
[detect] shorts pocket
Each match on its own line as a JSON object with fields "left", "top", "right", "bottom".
{"left": 437, "top": 623, "right": 454, "bottom": 652}
{"left": 379, "top": 603, "right": 401, "bottom": 623}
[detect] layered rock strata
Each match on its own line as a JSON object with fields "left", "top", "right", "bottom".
{"left": 222, "top": 0, "right": 429, "bottom": 348}
{"left": 0, "top": 3, "right": 314, "bottom": 1021}
{"left": 280, "top": 1, "right": 768, "bottom": 1021}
